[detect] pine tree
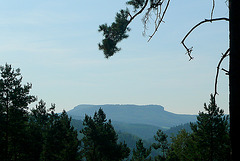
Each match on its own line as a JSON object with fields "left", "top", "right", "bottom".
{"left": 0, "top": 64, "right": 81, "bottom": 160}
{"left": 29, "top": 100, "right": 81, "bottom": 161}
{"left": 166, "top": 95, "right": 230, "bottom": 161}
{"left": 27, "top": 100, "right": 48, "bottom": 161}
{"left": 0, "top": 64, "right": 36, "bottom": 161}
{"left": 190, "top": 94, "right": 231, "bottom": 161}
{"left": 167, "top": 129, "right": 199, "bottom": 161}
{"left": 131, "top": 139, "right": 151, "bottom": 161}
{"left": 80, "top": 108, "right": 130, "bottom": 161}
{"left": 152, "top": 129, "right": 168, "bottom": 160}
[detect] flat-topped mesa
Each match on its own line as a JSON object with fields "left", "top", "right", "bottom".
{"left": 67, "top": 104, "right": 195, "bottom": 129}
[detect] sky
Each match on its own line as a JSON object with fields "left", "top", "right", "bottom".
{"left": 0, "top": 0, "right": 229, "bottom": 114}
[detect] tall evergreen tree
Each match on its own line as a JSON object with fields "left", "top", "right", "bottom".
{"left": 167, "top": 129, "right": 199, "bottom": 161}
{"left": 131, "top": 139, "right": 151, "bottom": 161}
{"left": 167, "top": 95, "right": 230, "bottom": 161}
{"left": 29, "top": 100, "right": 81, "bottom": 161}
{"left": 43, "top": 110, "right": 80, "bottom": 161}
{"left": 0, "top": 64, "right": 36, "bottom": 161}
{"left": 190, "top": 94, "right": 231, "bottom": 161}
{"left": 27, "top": 100, "right": 50, "bottom": 161}
{"left": 80, "top": 108, "right": 130, "bottom": 161}
{"left": 0, "top": 64, "right": 81, "bottom": 160}
{"left": 152, "top": 129, "right": 168, "bottom": 160}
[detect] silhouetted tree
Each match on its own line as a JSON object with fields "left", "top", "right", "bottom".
{"left": 80, "top": 108, "right": 130, "bottom": 161}
{"left": 190, "top": 94, "right": 230, "bottom": 161}
{"left": 27, "top": 100, "right": 50, "bottom": 161}
{"left": 29, "top": 100, "right": 81, "bottom": 161}
{"left": 0, "top": 64, "right": 81, "bottom": 161}
{"left": 43, "top": 110, "right": 80, "bottom": 161}
{"left": 167, "top": 95, "right": 230, "bottom": 160}
{"left": 0, "top": 64, "right": 36, "bottom": 161}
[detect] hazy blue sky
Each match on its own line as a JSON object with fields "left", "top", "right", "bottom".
{"left": 0, "top": 0, "right": 229, "bottom": 114}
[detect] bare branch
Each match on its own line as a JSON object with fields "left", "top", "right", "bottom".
{"left": 142, "top": 1, "right": 164, "bottom": 37}
{"left": 142, "top": 7, "right": 152, "bottom": 36}
{"left": 214, "top": 48, "right": 230, "bottom": 98}
{"left": 148, "top": 0, "right": 171, "bottom": 42}
{"left": 181, "top": 17, "right": 229, "bottom": 60}
{"left": 211, "top": 0, "right": 215, "bottom": 20}
{"left": 128, "top": 12, "right": 133, "bottom": 19}
{"left": 222, "top": 68, "right": 229, "bottom": 75}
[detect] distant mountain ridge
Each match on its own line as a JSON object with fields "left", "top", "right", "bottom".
{"left": 67, "top": 104, "right": 196, "bottom": 129}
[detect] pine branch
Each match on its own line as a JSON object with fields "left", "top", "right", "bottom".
{"left": 127, "top": 0, "right": 149, "bottom": 25}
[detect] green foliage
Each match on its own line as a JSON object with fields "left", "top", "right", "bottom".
{"left": 149, "top": 0, "right": 163, "bottom": 9}
{"left": 98, "top": 0, "right": 167, "bottom": 58}
{"left": 114, "top": 122, "right": 161, "bottom": 140}
{"left": 43, "top": 111, "right": 80, "bottom": 161}
{"left": 126, "top": 0, "right": 146, "bottom": 11}
{"left": 29, "top": 100, "right": 81, "bottom": 161}
{"left": 131, "top": 139, "right": 151, "bottom": 161}
{"left": 118, "top": 131, "right": 142, "bottom": 150}
{"left": 190, "top": 94, "right": 231, "bottom": 160}
{"left": 0, "top": 64, "right": 36, "bottom": 161}
{"left": 0, "top": 64, "right": 81, "bottom": 161}
{"left": 152, "top": 129, "right": 168, "bottom": 159}
{"left": 80, "top": 108, "right": 130, "bottom": 161}
{"left": 0, "top": 64, "right": 232, "bottom": 161}
{"left": 98, "top": 9, "right": 130, "bottom": 58}
{"left": 167, "top": 129, "right": 199, "bottom": 161}
{"left": 167, "top": 94, "right": 231, "bottom": 161}
{"left": 27, "top": 100, "right": 51, "bottom": 161}
{"left": 165, "top": 123, "right": 192, "bottom": 138}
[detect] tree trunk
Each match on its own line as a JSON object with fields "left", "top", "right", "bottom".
{"left": 229, "top": 0, "right": 240, "bottom": 160}
{"left": 5, "top": 93, "right": 9, "bottom": 161}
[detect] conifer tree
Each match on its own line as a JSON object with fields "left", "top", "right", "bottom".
{"left": 80, "top": 108, "right": 130, "bottom": 161}
{"left": 152, "top": 129, "right": 168, "bottom": 160}
{"left": 131, "top": 139, "right": 151, "bottom": 161}
{"left": 27, "top": 100, "right": 50, "bottom": 161}
{"left": 167, "top": 129, "right": 199, "bottom": 161}
{"left": 190, "top": 94, "right": 231, "bottom": 161}
{"left": 167, "top": 95, "right": 230, "bottom": 161}
{"left": 0, "top": 64, "right": 81, "bottom": 160}
{"left": 0, "top": 64, "right": 36, "bottom": 161}
{"left": 29, "top": 100, "right": 81, "bottom": 161}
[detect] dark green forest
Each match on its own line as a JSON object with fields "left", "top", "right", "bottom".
{"left": 0, "top": 64, "right": 231, "bottom": 160}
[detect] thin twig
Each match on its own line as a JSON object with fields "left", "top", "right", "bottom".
{"left": 211, "top": 0, "right": 215, "bottom": 20}
{"left": 142, "top": 7, "right": 152, "bottom": 36}
{"left": 222, "top": 68, "right": 229, "bottom": 75}
{"left": 181, "top": 17, "right": 229, "bottom": 60}
{"left": 128, "top": 12, "right": 133, "bottom": 19}
{"left": 214, "top": 48, "right": 230, "bottom": 98}
{"left": 148, "top": 0, "right": 171, "bottom": 42}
